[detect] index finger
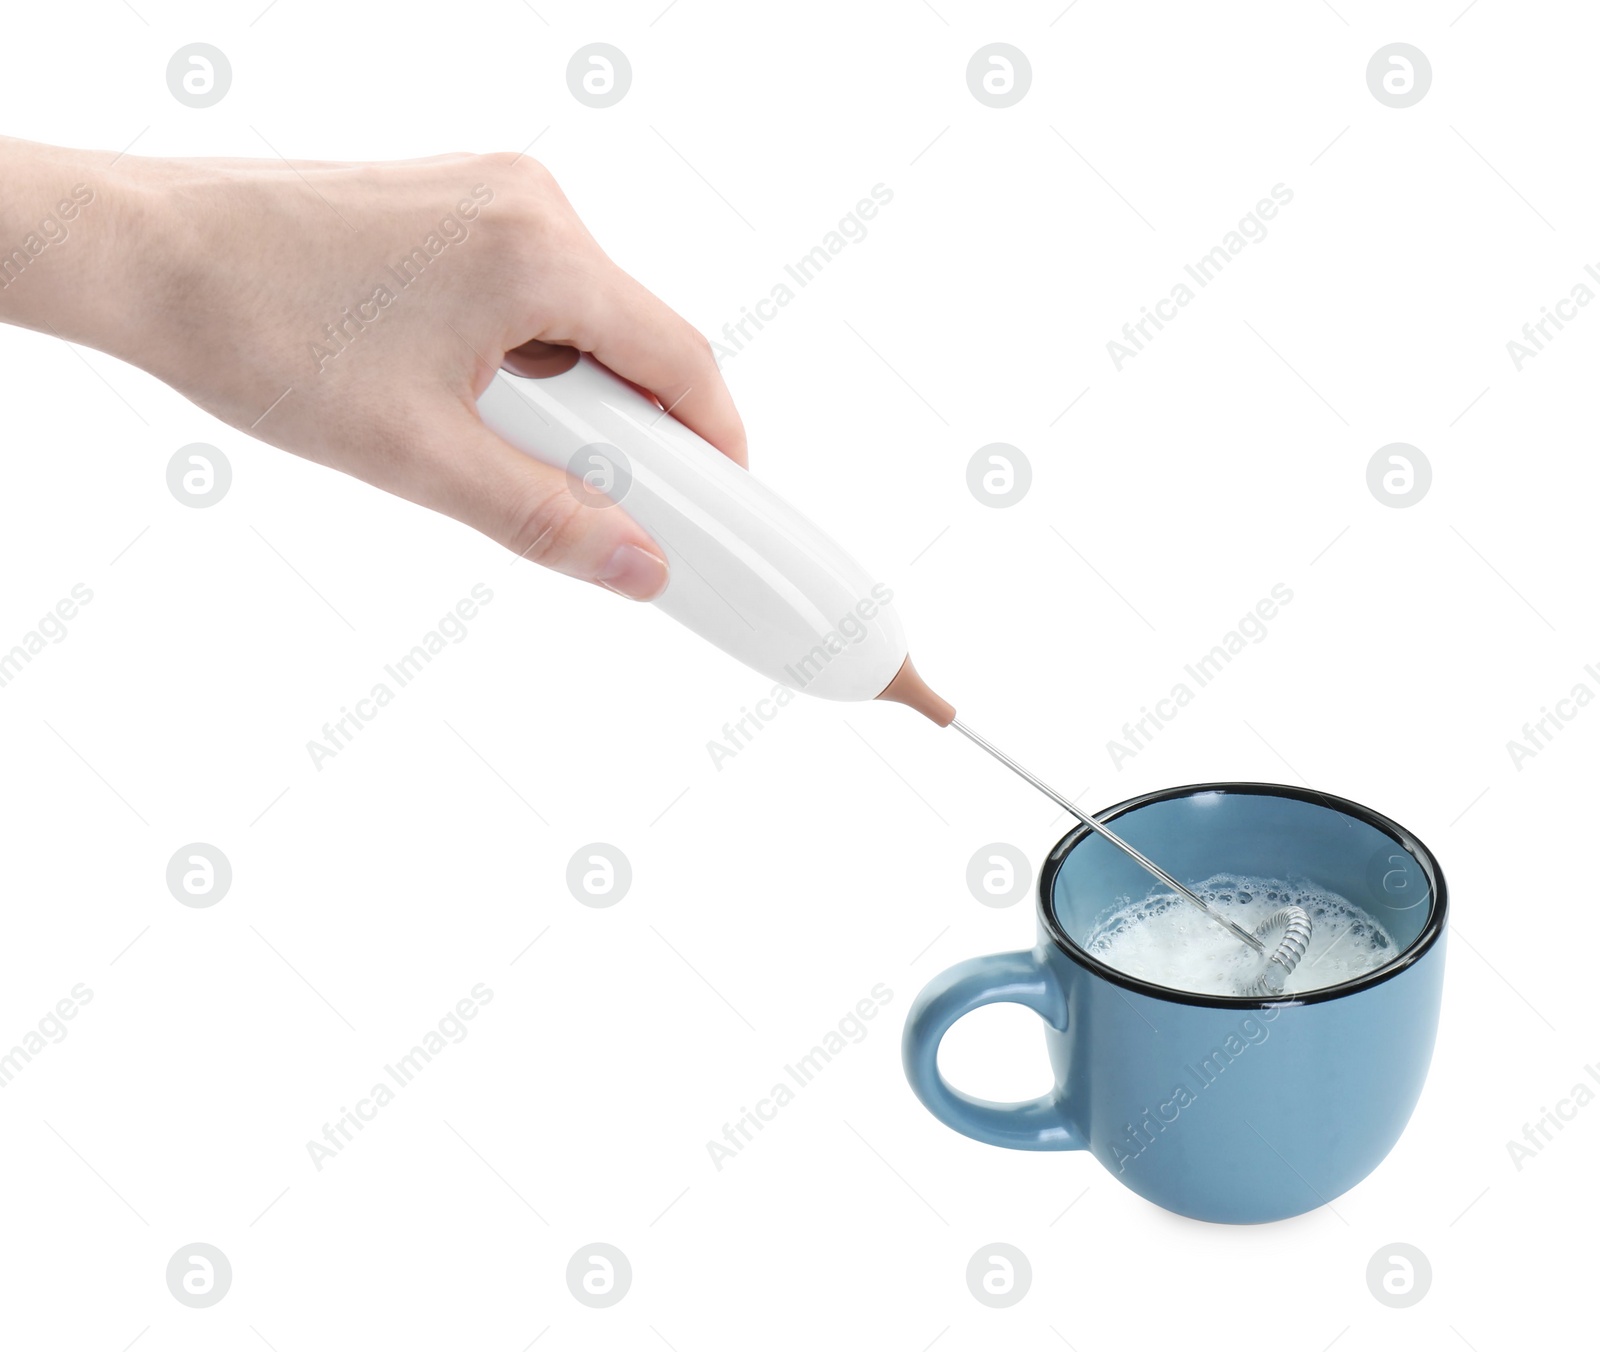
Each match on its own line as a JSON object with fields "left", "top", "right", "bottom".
{"left": 562, "top": 258, "right": 749, "bottom": 468}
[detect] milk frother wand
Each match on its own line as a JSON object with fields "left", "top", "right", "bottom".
{"left": 946, "top": 721, "right": 1269, "bottom": 954}
{"left": 480, "top": 344, "right": 1310, "bottom": 994}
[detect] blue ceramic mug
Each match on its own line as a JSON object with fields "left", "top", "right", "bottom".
{"left": 903, "top": 783, "right": 1447, "bottom": 1224}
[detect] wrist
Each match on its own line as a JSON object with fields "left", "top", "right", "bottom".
{"left": 0, "top": 140, "right": 160, "bottom": 359}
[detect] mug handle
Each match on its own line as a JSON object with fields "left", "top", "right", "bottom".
{"left": 902, "top": 948, "right": 1084, "bottom": 1151}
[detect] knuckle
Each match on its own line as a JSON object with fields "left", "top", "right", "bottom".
{"left": 499, "top": 165, "right": 580, "bottom": 253}
{"left": 658, "top": 324, "right": 716, "bottom": 387}
{"left": 504, "top": 153, "right": 562, "bottom": 207}
{"left": 477, "top": 154, "right": 558, "bottom": 217}
{"left": 511, "top": 153, "right": 558, "bottom": 189}
{"left": 504, "top": 477, "right": 586, "bottom": 566}
{"left": 480, "top": 149, "right": 547, "bottom": 182}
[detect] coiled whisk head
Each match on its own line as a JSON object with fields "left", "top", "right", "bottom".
{"left": 1245, "top": 905, "right": 1313, "bottom": 997}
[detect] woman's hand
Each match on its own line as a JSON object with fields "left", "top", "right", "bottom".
{"left": 1, "top": 140, "right": 747, "bottom": 599}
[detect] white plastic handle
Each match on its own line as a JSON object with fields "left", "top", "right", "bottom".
{"left": 477, "top": 352, "right": 908, "bottom": 702}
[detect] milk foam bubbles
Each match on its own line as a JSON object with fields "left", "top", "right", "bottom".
{"left": 1084, "top": 874, "right": 1399, "bottom": 996}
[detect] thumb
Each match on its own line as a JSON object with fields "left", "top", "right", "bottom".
{"left": 426, "top": 405, "right": 670, "bottom": 601}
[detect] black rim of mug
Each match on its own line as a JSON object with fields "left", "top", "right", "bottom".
{"left": 1037, "top": 781, "right": 1449, "bottom": 1009}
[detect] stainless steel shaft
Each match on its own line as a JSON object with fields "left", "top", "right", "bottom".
{"left": 950, "top": 719, "right": 1267, "bottom": 955}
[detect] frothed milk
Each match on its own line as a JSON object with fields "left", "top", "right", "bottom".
{"left": 1084, "top": 874, "right": 1398, "bottom": 996}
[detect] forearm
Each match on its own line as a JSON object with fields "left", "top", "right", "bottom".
{"left": 0, "top": 137, "right": 159, "bottom": 359}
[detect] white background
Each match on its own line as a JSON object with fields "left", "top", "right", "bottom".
{"left": 0, "top": 0, "right": 1594, "bottom": 1347}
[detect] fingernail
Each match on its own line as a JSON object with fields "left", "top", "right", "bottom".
{"left": 595, "top": 543, "right": 668, "bottom": 601}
